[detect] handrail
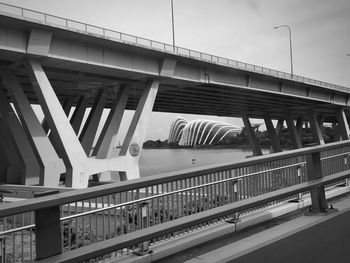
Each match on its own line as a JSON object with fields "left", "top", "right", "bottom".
{"left": 0, "top": 140, "right": 349, "bottom": 218}
{"left": 35, "top": 169, "right": 350, "bottom": 263}
{"left": 0, "top": 2, "right": 349, "bottom": 93}
{"left": 60, "top": 162, "right": 305, "bottom": 221}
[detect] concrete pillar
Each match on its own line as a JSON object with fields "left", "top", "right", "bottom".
{"left": 285, "top": 113, "right": 302, "bottom": 149}
{"left": 46, "top": 97, "right": 76, "bottom": 158}
{"left": 93, "top": 85, "right": 130, "bottom": 159}
{"left": 296, "top": 117, "right": 303, "bottom": 135}
{"left": 119, "top": 80, "right": 160, "bottom": 180}
{"left": 308, "top": 111, "right": 325, "bottom": 145}
{"left": 0, "top": 145, "right": 8, "bottom": 183}
{"left": 242, "top": 115, "right": 262, "bottom": 156}
{"left": 3, "top": 71, "right": 65, "bottom": 186}
{"left": 42, "top": 97, "right": 74, "bottom": 133}
{"left": 275, "top": 119, "right": 284, "bottom": 137}
{"left": 0, "top": 117, "right": 24, "bottom": 184}
{"left": 79, "top": 89, "right": 107, "bottom": 156}
{"left": 0, "top": 90, "right": 40, "bottom": 185}
{"left": 336, "top": 109, "right": 350, "bottom": 140}
{"left": 264, "top": 115, "right": 282, "bottom": 153}
{"left": 26, "top": 59, "right": 88, "bottom": 188}
{"left": 332, "top": 123, "right": 341, "bottom": 141}
{"left": 62, "top": 97, "right": 75, "bottom": 117}
{"left": 70, "top": 94, "right": 89, "bottom": 135}
{"left": 306, "top": 152, "right": 328, "bottom": 212}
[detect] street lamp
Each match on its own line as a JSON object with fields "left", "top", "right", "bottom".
{"left": 171, "top": 0, "right": 175, "bottom": 51}
{"left": 274, "top": 25, "right": 294, "bottom": 77}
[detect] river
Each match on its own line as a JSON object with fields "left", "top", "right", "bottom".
{"left": 139, "top": 148, "right": 270, "bottom": 177}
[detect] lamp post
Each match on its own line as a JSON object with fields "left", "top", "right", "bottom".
{"left": 171, "top": 0, "right": 175, "bottom": 51}
{"left": 274, "top": 25, "right": 294, "bottom": 77}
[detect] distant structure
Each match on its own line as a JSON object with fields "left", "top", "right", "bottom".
{"left": 168, "top": 117, "right": 242, "bottom": 146}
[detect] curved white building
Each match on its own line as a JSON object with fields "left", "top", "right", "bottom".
{"left": 168, "top": 117, "right": 242, "bottom": 146}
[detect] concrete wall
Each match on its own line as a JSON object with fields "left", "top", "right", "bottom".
{"left": 230, "top": 209, "right": 350, "bottom": 263}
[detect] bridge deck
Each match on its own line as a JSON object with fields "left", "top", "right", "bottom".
{"left": 0, "top": 3, "right": 349, "bottom": 121}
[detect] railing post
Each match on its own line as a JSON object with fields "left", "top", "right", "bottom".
{"left": 345, "top": 154, "right": 349, "bottom": 186}
{"left": 227, "top": 180, "right": 240, "bottom": 224}
{"left": 297, "top": 165, "right": 303, "bottom": 201}
{"left": 232, "top": 181, "right": 240, "bottom": 222}
{"left": 135, "top": 202, "right": 150, "bottom": 255}
{"left": 306, "top": 152, "right": 328, "bottom": 213}
{"left": 34, "top": 191, "right": 62, "bottom": 259}
{"left": 0, "top": 237, "right": 5, "bottom": 263}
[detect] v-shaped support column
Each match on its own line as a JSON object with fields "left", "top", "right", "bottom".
{"left": 264, "top": 115, "right": 282, "bottom": 153}
{"left": 0, "top": 89, "right": 40, "bottom": 184}
{"left": 308, "top": 111, "right": 325, "bottom": 145}
{"left": 285, "top": 113, "right": 302, "bottom": 149}
{"left": 336, "top": 108, "right": 350, "bottom": 140}
{"left": 3, "top": 71, "right": 65, "bottom": 186}
{"left": 70, "top": 94, "right": 89, "bottom": 135}
{"left": 25, "top": 59, "right": 142, "bottom": 188}
{"left": 26, "top": 59, "right": 89, "bottom": 187}
{"left": 80, "top": 89, "right": 107, "bottom": 155}
{"left": 119, "top": 80, "right": 160, "bottom": 180}
{"left": 93, "top": 85, "right": 130, "bottom": 159}
{"left": 242, "top": 115, "right": 262, "bottom": 156}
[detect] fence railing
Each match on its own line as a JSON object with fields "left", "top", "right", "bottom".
{"left": 0, "top": 140, "right": 350, "bottom": 262}
{"left": 0, "top": 2, "right": 349, "bottom": 94}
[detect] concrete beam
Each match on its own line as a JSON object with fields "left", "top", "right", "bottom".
{"left": 27, "top": 28, "right": 53, "bottom": 56}
{"left": 160, "top": 58, "right": 177, "bottom": 77}
{"left": 242, "top": 115, "right": 262, "bottom": 156}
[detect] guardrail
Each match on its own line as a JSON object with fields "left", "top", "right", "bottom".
{"left": 0, "top": 2, "right": 349, "bottom": 93}
{"left": 0, "top": 140, "right": 349, "bottom": 262}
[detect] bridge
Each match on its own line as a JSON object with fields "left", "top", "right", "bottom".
{"left": 0, "top": 2, "right": 350, "bottom": 262}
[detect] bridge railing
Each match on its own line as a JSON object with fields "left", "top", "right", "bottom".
{"left": 0, "top": 2, "right": 349, "bottom": 93}
{"left": 0, "top": 141, "right": 350, "bottom": 262}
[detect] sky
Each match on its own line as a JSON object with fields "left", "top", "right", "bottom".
{"left": 2, "top": 0, "right": 350, "bottom": 140}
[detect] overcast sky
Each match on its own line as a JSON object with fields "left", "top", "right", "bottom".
{"left": 2, "top": 0, "right": 350, "bottom": 140}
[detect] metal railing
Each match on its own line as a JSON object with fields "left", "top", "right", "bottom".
{"left": 0, "top": 141, "right": 350, "bottom": 262}
{"left": 0, "top": 2, "right": 349, "bottom": 93}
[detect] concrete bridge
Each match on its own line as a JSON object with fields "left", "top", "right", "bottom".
{"left": 1, "top": 3, "right": 350, "bottom": 262}
{"left": 1, "top": 2, "right": 350, "bottom": 189}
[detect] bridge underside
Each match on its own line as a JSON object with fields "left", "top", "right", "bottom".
{"left": 0, "top": 49, "right": 344, "bottom": 122}
{"left": 0, "top": 11, "right": 350, "bottom": 188}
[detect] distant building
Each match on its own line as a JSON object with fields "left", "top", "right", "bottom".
{"left": 168, "top": 117, "right": 242, "bottom": 146}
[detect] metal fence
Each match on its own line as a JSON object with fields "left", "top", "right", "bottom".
{"left": 0, "top": 2, "right": 349, "bottom": 94}
{"left": 0, "top": 141, "right": 349, "bottom": 262}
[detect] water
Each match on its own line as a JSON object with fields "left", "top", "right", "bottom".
{"left": 139, "top": 148, "right": 269, "bottom": 177}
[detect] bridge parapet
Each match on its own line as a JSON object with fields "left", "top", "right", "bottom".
{"left": 0, "top": 1, "right": 349, "bottom": 94}
{"left": 0, "top": 140, "right": 349, "bottom": 262}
